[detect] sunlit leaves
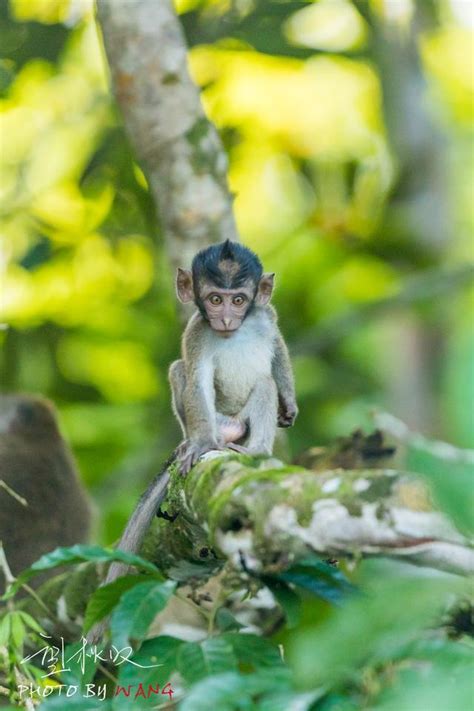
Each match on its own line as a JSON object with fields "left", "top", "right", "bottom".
{"left": 58, "top": 337, "right": 159, "bottom": 402}
{"left": 285, "top": 0, "right": 367, "bottom": 53}
{"left": 421, "top": 27, "right": 474, "bottom": 126}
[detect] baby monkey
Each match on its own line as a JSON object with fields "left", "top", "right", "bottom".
{"left": 89, "top": 241, "right": 297, "bottom": 621}
{"left": 170, "top": 239, "right": 297, "bottom": 473}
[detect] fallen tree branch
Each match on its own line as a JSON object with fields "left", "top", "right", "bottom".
{"left": 146, "top": 451, "right": 473, "bottom": 579}
{"left": 96, "top": 0, "right": 240, "bottom": 273}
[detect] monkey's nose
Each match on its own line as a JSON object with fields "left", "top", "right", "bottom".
{"left": 222, "top": 318, "right": 232, "bottom": 329}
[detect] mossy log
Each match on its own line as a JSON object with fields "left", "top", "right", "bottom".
{"left": 144, "top": 450, "right": 473, "bottom": 581}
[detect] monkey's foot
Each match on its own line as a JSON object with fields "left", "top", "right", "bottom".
{"left": 226, "top": 443, "right": 251, "bottom": 454}
{"left": 176, "top": 439, "right": 223, "bottom": 475}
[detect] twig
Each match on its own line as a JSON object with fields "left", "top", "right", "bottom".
{"left": 0, "top": 480, "right": 28, "bottom": 507}
{"left": 0, "top": 542, "right": 15, "bottom": 588}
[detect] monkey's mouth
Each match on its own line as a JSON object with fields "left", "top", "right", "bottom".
{"left": 210, "top": 321, "right": 240, "bottom": 336}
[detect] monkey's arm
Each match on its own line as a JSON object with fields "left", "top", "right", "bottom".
{"left": 179, "top": 317, "right": 220, "bottom": 473}
{"left": 272, "top": 329, "right": 298, "bottom": 428}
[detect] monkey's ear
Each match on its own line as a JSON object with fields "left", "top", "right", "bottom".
{"left": 256, "top": 272, "right": 275, "bottom": 305}
{"left": 176, "top": 268, "right": 194, "bottom": 303}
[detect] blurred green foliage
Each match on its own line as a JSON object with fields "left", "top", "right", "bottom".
{"left": 1, "top": 0, "right": 473, "bottom": 537}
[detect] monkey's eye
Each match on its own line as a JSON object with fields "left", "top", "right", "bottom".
{"left": 209, "top": 294, "right": 222, "bottom": 306}
{"left": 232, "top": 295, "right": 246, "bottom": 306}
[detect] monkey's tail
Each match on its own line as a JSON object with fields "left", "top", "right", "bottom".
{"left": 87, "top": 450, "right": 178, "bottom": 644}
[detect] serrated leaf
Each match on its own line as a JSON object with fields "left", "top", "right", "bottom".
{"left": 3, "top": 545, "right": 159, "bottom": 600}
{"left": 83, "top": 574, "right": 152, "bottom": 633}
{"left": 111, "top": 580, "right": 176, "bottom": 649}
{"left": 177, "top": 637, "right": 237, "bottom": 684}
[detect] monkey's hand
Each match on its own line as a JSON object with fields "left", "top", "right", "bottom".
{"left": 277, "top": 400, "right": 298, "bottom": 428}
{"left": 177, "top": 438, "right": 221, "bottom": 475}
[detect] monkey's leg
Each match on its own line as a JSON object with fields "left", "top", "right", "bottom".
{"left": 169, "top": 359, "right": 187, "bottom": 436}
{"left": 239, "top": 376, "right": 278, "bottom": 455}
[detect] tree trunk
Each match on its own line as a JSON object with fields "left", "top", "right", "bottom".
{"left": 96, "top": 0, "right": 240, "bottom": 275}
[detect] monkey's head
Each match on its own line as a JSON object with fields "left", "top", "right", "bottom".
{"left": 0, "top": 394, "right": 61, "bottom": 440}
{"left": 176, "top": 240, "right": 274, "bottom": 337}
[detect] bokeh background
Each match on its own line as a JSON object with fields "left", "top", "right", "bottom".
{"left": 1, "top": 0, "right": 473, "bottom": 547}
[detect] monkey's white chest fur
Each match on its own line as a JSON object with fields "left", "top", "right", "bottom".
{"left": 209, "top": 314, "right": 275, "bottom": 415}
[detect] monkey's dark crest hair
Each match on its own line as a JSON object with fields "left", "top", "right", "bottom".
{"left": 192, "top": 240, "right": 263, "bottom": 292}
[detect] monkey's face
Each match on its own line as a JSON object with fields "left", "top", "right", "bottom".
{"left": 176, "top": 260, "right": 275, "bottom": 337}
{"left": 200, "top": 285, "right": 255, "bottom": 336}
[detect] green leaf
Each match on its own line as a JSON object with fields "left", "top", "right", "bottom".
{"left": 59, "top": 641, "right": 98, "bottom": 689}
{"left": 263, "top": 578, "right": 301, "bottom": 628}
{"left": 113, "top": 636, "right": 182, "bottom": 709}
{"left": 215, "top": 607, "right": 245, "bottom": 632}
{"left": 179, "top": 668, "right": 292, "bottom": 711}
{"left": 111, "top": 580, "right": 176, "bottom": 649}
{"left": 258, "top": 689, "right": 325, "bottom": 711}
{"left": 295, "top": 557, "right": 356, "bottom": 592}
{"left": 406, "top": 446, "right": 474, "bottom": 534}
{"left": 0, "top": 614, "right": 11, "bottom": 646}
{"left": 83, "top": 574, "right": 153, "bottom": 633}
{"left": 10, "top": 612, "right": 25, "bottom": 648}
{"left": 375, "top": 412, "right": 474, "bottom": 533}
{"left": 289, "top": 572, "right": 466, "bottom": 690}
{"left": 222, "top": 633, "right": 284, "bottom": 669}
{"left": 176, "top": 637, "right": 237, "bottom": 684}
{"left": 3, "top": 545, "right": 159, "bottom": 600}
{"left": 18, "top": 611, "right": 45, "bottom": 635}
{"left": 279, "top": 569, "right": 347, "bottom": 605}
{"left": 373, "top": 659, "right": 474, "bottom": 711}
{"left": 264, "top": 556, "right": 356, "bottom": 612}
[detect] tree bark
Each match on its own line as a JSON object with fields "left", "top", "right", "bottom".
{"left": 96, "top": 0, "right": 240, "bottom": 274}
